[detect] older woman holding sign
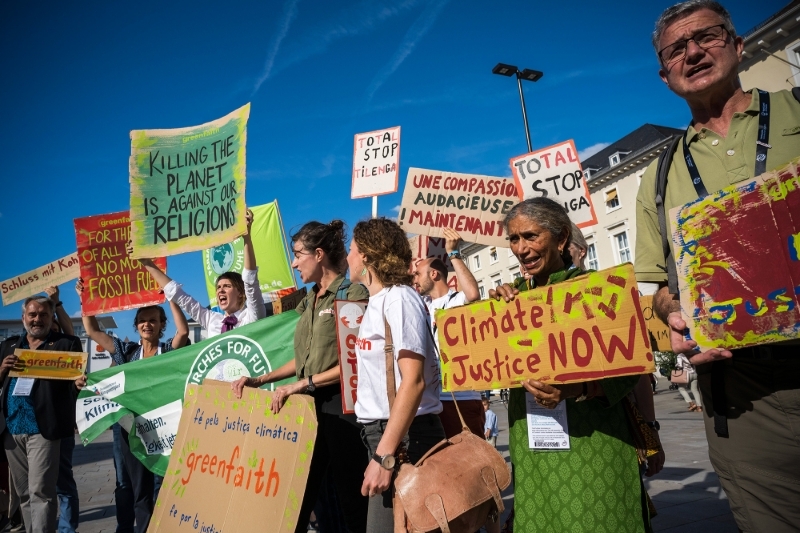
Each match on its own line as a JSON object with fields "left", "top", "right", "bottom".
{"left": 138, "top": 208, "right": 266, "bottom": 337}
{"left": 231, "top": 220, "right": 370, "bottom": 533}
{"left": 490, "top": 198, "right": 658, "bottom": 533}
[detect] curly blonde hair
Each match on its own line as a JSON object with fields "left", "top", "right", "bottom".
{"left": 352, "top": 218, "right": 413, "bottom": 286}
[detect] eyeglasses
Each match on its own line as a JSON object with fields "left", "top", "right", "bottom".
{"left": 658, "top": 24, "right": 729, "bottom": 66}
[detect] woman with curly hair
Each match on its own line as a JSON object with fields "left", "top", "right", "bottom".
{"left": 347, "top": 217, "right": 444, "bottom": 531}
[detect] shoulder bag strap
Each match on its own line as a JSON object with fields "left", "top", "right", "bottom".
{"left": 383, "top": 293, "right": 397, "bottom": 411}
{"left": 792, "top": 87, "right": 800, "bottom": 104}
{"left": 655, "top": 135, "right": 682, "bottom": 294}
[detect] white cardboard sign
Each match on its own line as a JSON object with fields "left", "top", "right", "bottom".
{"left": 351, "top": 126, "right": 401, "bottom": 198}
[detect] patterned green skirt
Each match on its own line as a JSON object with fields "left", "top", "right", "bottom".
{"left": 508, "top": 377, "right": 648, "bottom": 533}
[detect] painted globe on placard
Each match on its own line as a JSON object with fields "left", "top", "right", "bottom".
{"left": 211, "top": 244, "right": 234, "bottom": 274}
{"left": 209, "top": 359, "right": 250, "bottom": 382}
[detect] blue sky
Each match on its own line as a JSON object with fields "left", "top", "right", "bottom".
{"left": 0, "top": 0, "right": 786, "bottom": 340}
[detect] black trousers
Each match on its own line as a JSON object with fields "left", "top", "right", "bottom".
{"left": 119, "top": 428, "right": 155, "bottom": 533}
{"left": 294, "top": 401, "right": 370, "bottom": 533}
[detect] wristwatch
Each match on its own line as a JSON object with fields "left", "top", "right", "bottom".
{"left": 646, "top": 420, "right": 660, "bottom": 431}
{"left": 575, "top": 382, "right": 588, "bottom": 402}
{"left": 55, "top": 301, "right": 63, "bottom": 307}
{"left": 307, "top": 375, "right": 316, "bottom": 393}
{"left": 447, "top": 250, "right": 462, "bottom": 260}
{"left": 372, "top": 453, "right": 396, "bottom": 470}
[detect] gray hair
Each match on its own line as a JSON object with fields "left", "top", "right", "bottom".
{"left": 569, "top": 222, "right": 588, "bottom": 251}
{"left": 22, "top": 296, "right": 54, "bottom": 314}
{"left": 503, "top": 197, "right": 572, "bottom": 264}
{"left": 652, "top": 0, "right": 736, "bottom": 53}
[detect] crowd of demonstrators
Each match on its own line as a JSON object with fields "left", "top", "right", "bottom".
{"left": 232, "top": 220, "right": 370, "bottom": 533}
{"left": 635, "top": 1, "right": 800, "bottom": 531}
{"left": 77, "top": 279, "right": 190, "bottom": 533}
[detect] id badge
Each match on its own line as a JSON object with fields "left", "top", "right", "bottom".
{"left": 12, "top": 378, "right": 35, "bottom": 397}
{"left": 526, "top": 392, "right": 570, "bottom": 450}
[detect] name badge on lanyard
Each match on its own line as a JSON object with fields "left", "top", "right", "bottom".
{"left": 12, "top": 378, "right": 35, "bottom": 397}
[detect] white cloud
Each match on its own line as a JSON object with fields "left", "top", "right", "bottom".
{"left": 578, "top": 142, "right": 611, "bottom": 161}
{"left": 391, "top": 205, "right": 401, "bottom": 213}
{"left": 252, "top": 0, "right": 301, "bottom": 94}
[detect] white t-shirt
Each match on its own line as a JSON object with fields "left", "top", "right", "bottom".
{"left": 355, "top": 285, "right": 443, "bottom": 423}
{"left": 427, "top": 290, "right": 482, "bottom": 402}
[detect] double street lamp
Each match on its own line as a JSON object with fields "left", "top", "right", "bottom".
{"left": 492, "top": 63, "right": 543, "bottom": 153}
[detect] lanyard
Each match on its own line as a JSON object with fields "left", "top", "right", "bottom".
{"left": 683, "top": 89, "right": 771, "bottom": 198}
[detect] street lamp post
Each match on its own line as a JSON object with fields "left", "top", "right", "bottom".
{"left": 492, "top": 63, "right": 543, "bottom": 153}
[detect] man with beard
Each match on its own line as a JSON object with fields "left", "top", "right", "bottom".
{"left": 635, "top": 1, "right": 800, "bottom": 530}
{"left": 0, "top": 296, "right": 85, "bottom": 533}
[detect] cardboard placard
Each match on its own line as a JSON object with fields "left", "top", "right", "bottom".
{"left": 129, "top": 104, "right": 250, "bottom": 258}
{"left": 639, "top": 295, "right": 671, "bottom": 352}
{"left": 510, "top": 140, "right": 598, "bottom": 228}
{"left": 74, "top": 211, "right": 166, "bottom": 316}
{"left": 352, "top": 126, "right": 400, "bottom": 198}
{"left": 334, "top": 300, "right": 367, "bottom": 414}
{"left": 273, "top": 288, "right": 307, "bottom": 315}
{"left": 10, "top": 349, "right": 87, "bottom": 380}
{"left": 436, "top": 264, "right": 654, "bottom": 391}
{"left": 1, "top": 254, "right": 80, "bottom": 306}
{"left": 669, "top": 158, "right": 800, "bottom": 351}
{"left": 149, "top": 380, "right": 317, "bottom": 533}
{"left": 398, "top": 168, "right": 518, "bottom": 247}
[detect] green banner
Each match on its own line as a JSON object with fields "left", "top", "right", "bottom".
{"left": 76, "top": 311, "right": 300, "bottom": 476}
{"left": 201, "top": 201, "right": 295, "bottom": 307}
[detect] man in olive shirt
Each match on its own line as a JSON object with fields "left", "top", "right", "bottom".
{"left": 635, "top": 2, "right": 800, "bottom": 531}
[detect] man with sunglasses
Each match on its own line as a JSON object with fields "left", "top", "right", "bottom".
{"left": 634, "top": 1, "right": 800, "bottom": 531}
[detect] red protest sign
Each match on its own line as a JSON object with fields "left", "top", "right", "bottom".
{"left": 75, "top": 211, "right": 167, "bottom": 316}
{"left": 334, "top": 300, "right": 367, "bottom": 414}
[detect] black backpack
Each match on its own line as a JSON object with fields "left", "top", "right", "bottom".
{"left": 655, "top": 87, "right": 800, "bottom": 294}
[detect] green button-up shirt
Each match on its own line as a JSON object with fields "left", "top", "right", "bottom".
{"left": 635, "top": 89, "right": 800, "bottom": 283}
{"left": 293, "top": 274, "right": 369, "bottom": 379}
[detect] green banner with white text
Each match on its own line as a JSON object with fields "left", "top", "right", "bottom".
{"left": 76, "top": 311, "right": 300, "bottom": 476}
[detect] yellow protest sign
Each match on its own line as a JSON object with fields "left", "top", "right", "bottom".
{"left": 1, "top": 254, "right": 80, "bottom": 306}
{"left": 639, "top": 295, "right": 671, "bottom": 352}
{"left": 10, "top": 350, "right": 88, "bottom": 380}
{"left": 149, "top": 380, "right": 317, "bottom": 533}
{"left": 437, "top": 264, "right": 654, "bottom": 391}
{"left": 129, "top": 104, "right": 250, "bottom": 259}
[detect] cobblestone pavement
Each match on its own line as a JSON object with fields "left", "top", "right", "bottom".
{"left": 74, "top": 386, "right": 735, "bottom": 533}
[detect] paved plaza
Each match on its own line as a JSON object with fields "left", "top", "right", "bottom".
{"left": 73, "top": 386, "right": 735, "bottom": 533}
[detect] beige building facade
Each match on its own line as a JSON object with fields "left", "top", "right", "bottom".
{"left": 739, "top": 2, "right": 800, "bottom": 92}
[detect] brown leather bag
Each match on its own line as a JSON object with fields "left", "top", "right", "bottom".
{"left": 383, "top": 314, "right": 511, "bottom": 533}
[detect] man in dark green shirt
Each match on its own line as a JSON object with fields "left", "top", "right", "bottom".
{"left": 635, "top": 2, "right": 800, "bottom": 531}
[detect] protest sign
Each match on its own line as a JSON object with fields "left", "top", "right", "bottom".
{"left": 639, "top": 295, "right": 671, "bottom": 352}
{"left": 1, "top": 253, "right": 79, "bottom": 306}
{"left": 202, "top": 201, "right": 295, "bottom": 307}
{"left": 10, "top": 349, "right": 88, "bottom": 380}
{"left": 272, "top": 288, "right": 307, "bottom": 315}
{"left": 436, "top": 264, "right": 654, "bottom": 391}
{"left": 129, "top": 104, "right": 250, "bottom": 259}
{"left": 77, "top": 312, "right": 300, "bottom": 475}
{"left": 352, "top": 126, "right": 400, "bottom": 198}
{"left": 334, "top": 300, "right": 367, "bottom": 414}
{"left": 510, "top": 140, "right": 598, "bottom": 228}
{"left": 669, "top": 158, "right": 800, "bottom": 351}
{"left": 148, "top": 381, "right": 316, "bottom": 533}
{"left": 408, "top": 235, "right": 459, "bottom": 291}
{"left": 398, "top": 168, "right": 518, "bottom": 247}
{"left": 75, "top": 211, "right": 166, "bottom": 316}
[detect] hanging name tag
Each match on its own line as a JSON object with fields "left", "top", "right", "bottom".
{"left": 12, "top": 378, "right": 35, "bottom": 397}
{"left": 526, "top": 392, "right": 570, "bottom": 450}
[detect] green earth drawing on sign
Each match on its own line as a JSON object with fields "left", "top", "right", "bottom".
{"left": 211, "top": 244, "right": 235, "bottom": 274}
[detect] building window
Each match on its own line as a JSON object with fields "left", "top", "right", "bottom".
{"left": 608, "top": 151, "right": 629, "bottom": 167}
{"left": 510, "top": 267, "right": 522, "bottom": 281}
{"left": 478, "top": 285, "right": 486, "bottom": 299}
{"left": 491, "top": 275, "right": 502, "bottom": 287}
{"left": 473, "top": 255, "right": 481, "bottom": 270}
{"left": 489, "top": 247, "right": 498, "bottom": 264}
{"left": 605, "top": 188, "right": 619, "bottom": 210}
{"left": 74, "top": 325, "right": 85, "bottom": 337}
{"left": 615, "top": 231, "right": 632, "bottom": 264}
{"left": 587, "top": 244, "right": 599, "bottom": 271}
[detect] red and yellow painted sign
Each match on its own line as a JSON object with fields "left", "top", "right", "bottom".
{"left": 10, "top": 349, "right": 88, "bottom": 380}
{"left": 436, "top": 264, "right": 654, "bottom": 391}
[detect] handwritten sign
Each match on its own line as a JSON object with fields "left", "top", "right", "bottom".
{"left": 510, "top": 140, "right": 598, "bottom": 228}
{"left": 149, "top": 380, "right": 317, "bottom": 533}
{"left": 74, "top": 211, "right": 166, "bottom": 316}
{"left": 639, "top": 295, "right": 671, "bottom": 352}
{"left": 334, "top": 300, "right": 367, "bottom": 414}
{"left": 10, "top": 349, "right": 87, "bottom": 380}
{"left": 436, "top": 264, "right": 654, "bottom": 391}
{"left": 352, "top": 126, "right": 400, "bottom": 198}
{"left": 1, "top": 253, "right": 80, "bottom": 306}
{"left": 398, "top": 168, "right": 518, "bottom": 247}
{"left": 669, "top": 158, "right": 800, "bottom": 351}
{"left": 129, "top": 104, "right": 250, "bottom": 258}
{"left": 273, "top": 288, "right": 307, "bottom": 315}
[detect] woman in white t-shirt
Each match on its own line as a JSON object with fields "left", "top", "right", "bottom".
{"left": 347, "top": 217, "right": 444, "bottom": 531}
{"left": 137, "top": 208, "right": 266, "bottom": 337}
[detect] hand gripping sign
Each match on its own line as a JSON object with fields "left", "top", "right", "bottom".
{"left": 510, "top": 140, "right": 598, "bottom": 228}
